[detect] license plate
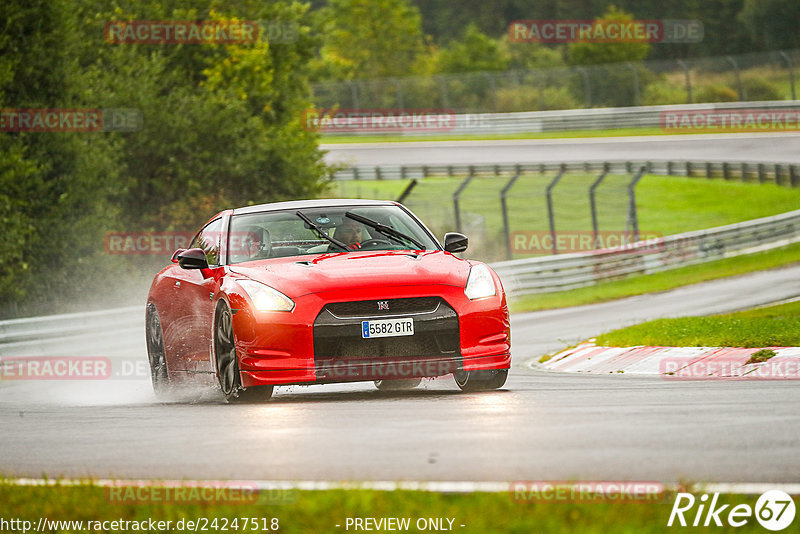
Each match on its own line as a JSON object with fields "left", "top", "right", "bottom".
{"left": 361, "top": 318, "right": 414, "bottom": 338}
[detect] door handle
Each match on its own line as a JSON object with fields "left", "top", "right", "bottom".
{"left": 174, "top": 281, "right": 181, "bottom": 288}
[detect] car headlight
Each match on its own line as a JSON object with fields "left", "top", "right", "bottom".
{"left": 237, "top": 279, "right": 295, "bottom": 312}
{"left": 464, "top": 264, "right": 496, "bottom": 300}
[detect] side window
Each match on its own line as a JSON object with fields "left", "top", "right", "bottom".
{"left": 190, "top": 218, "right": 224, "bottom": 266}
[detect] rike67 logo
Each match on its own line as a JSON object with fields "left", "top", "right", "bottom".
{"left": 668, "top": 491, "right": 796, "bottom": 530}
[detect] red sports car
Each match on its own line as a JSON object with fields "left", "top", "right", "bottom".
{"left": 145, "top": 199, "right": 511, "bottom": 402}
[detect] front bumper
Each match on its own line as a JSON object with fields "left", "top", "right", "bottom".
{"left": 226, "top": 283, "right": 511, "bottom": 387}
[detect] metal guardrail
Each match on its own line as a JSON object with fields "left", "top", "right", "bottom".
{"left": 491, "top": 208, "right": 800, "bottom": 295}
{"left": 321, "top": 100, "right": 800, "bottom": 137}
{"left": 333, "top": 159, "right": 800, "bottom": 186}
{"left": 0, "top": 306, "right": 142, "bottom": 347}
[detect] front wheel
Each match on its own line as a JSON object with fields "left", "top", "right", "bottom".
{"left": 214, "top": 303, "right": 273, "bottom": 403}
{"left": 454, "top": 369, "right": 508, "bottom": 392}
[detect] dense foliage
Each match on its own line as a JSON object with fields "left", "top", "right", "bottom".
{"left": 1, "top": 0, "right": 326, "bottom": 315}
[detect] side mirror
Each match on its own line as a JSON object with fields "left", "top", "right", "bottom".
{"left": 170, "top": 249, "right": 186, "bottom": 264}
{"left": 443, "top": 232, "right": 468, "bottom": 253}
{"left": 177, "top": 248, "right": 209, "bottom": 270}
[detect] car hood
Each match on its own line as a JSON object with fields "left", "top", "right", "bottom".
{"left": 228, "top": 250, "right": 472, "bottom": 298}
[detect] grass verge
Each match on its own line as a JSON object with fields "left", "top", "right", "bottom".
{"left": 510, "top": 242, "right": 800, "bottom": 313}
{"left": 594, "top": 300, "right": 800, "bottom": 347}
{"left": 0, "top": 480, "right": 789, "bottom": 534}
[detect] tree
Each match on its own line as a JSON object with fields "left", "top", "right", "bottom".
{"left": 312, "top": 0, "right": 428, "bottom": 80}
{"left": 436, "top": 23, "right": 510, "bottom": 73}
{"left": 739, "top": 0, "right": 800, "bottom": 50}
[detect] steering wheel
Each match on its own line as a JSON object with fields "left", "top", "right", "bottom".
{"left": 358, "top": 238, "right": 393, "bottom": 249}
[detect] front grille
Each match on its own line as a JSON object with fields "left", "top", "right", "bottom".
{"left": 313, "top": 297, "right": 459, "bottom": 360}
{"left": 324, "top": 297, "right": 440, "bottom": 318}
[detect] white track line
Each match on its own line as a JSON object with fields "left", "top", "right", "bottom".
{"left": 6, "top": 478, "right": 800, "bottom": 495}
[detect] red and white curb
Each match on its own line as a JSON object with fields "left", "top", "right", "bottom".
{"left": 539, "top": 342, "right": 800, "bottom": 379}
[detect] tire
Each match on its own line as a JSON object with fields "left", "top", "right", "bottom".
{"left": 374, "top": 378, "right": 422, "bottom": 391}
{"left": 214, "top": 302, "right": 273, "bottom": 403}
{"left": 454, "top": 369, "right": 508, "bottom": 392}
{"left": 145, "top": 304, "right": 171, "bottom": 399}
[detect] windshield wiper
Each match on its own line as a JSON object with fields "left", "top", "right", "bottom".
{"left": 296, "top": 211, "right": 349, "bottom": 251}
{"left": 345, "top": 212, "right": 425, "bottom": 250}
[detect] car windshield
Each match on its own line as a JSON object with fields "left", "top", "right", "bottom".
{"left": 227, "top": 205, "right": 439, "bottom": 264}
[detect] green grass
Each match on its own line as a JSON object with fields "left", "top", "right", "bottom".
{"left": 595, "top": 300, "right": 800, "bottom": 348}
{"left": 510, "top": 242, "right": 800, "bottom": 313}
{"left": 320, "top": 127, "right": 682, "bottom": 144}
{"left": 330, "top": 175, "right": 800, "bottom": 261}
{"left": 0, "top": 480, "right": 788, "bottom": 533}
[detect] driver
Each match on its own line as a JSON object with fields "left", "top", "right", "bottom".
{"left": 334, "top": 218, "right": 366, "bottom": 250}
{"left": 240, "top": 226, "right": 272, "bottom": 260}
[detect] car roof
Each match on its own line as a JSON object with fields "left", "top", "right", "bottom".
{"left": 232, "top": 198, "right": 398, "bottom": 215}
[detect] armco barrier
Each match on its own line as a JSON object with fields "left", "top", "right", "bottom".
{"left": 319, "top": 100, "right": 800, "bottom": 137}
{"left": 0, "top": 306, "right": 143, "bottom": 356}
{"left": 491, "top": 208, "right": 800, "bottom": 295}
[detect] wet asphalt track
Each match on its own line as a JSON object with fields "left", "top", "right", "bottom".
{"left": 3, "top": 136, "right": 800, "bottom": 483}
{"left": 322, "top": 133, "right": 800, "bottom": 167}
{"left": 2, "top": 264, "right": 800, "bottom": 483}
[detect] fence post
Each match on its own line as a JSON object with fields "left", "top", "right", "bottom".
{"left": 590, "top": 163, "right": 610, "bottom": 249}
{"left": 350, "top": 81, "right": 360, "bottom": 109}
{"left": 758, "top": 163, "right": 765, "bottom": 184}
{"left": 397, "top": 179, "right": 418, "bottom": 204}
{"left": 546, "top": 164, "right": 567, "bottom": 255}
{"left": 779, "top": 51, "right": 797, "bottom": 100}
{"left": 484, "top": 73, "right": 499, "bottom": 112}
{"left": 677, "top": 59, "right": 692, "bottom": 104}
{"left": 576, "top": 67, "right": 591, "bottom": 107}
{"left": 500, "top": 167, "right": 522, "bottom": 260}
{"left": 626, "top": 62, "right": 640, "bottom": 106}
{"left": 726, "top": 56, "right": 744, "bottom": 100}
{"left": 392, "top": 78, "right": 405, "bottom": 110}
{"left": 437, "top": 76, "right": 451, "bottom": 109}
{"left": 792, "top": 165, "right": 799, "bottom": 188}
{"left": 627, "top": 166, "right": 646, "bottom": 243}
{"left": 453, "top": 168, "right": 475, "bottom": 233}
